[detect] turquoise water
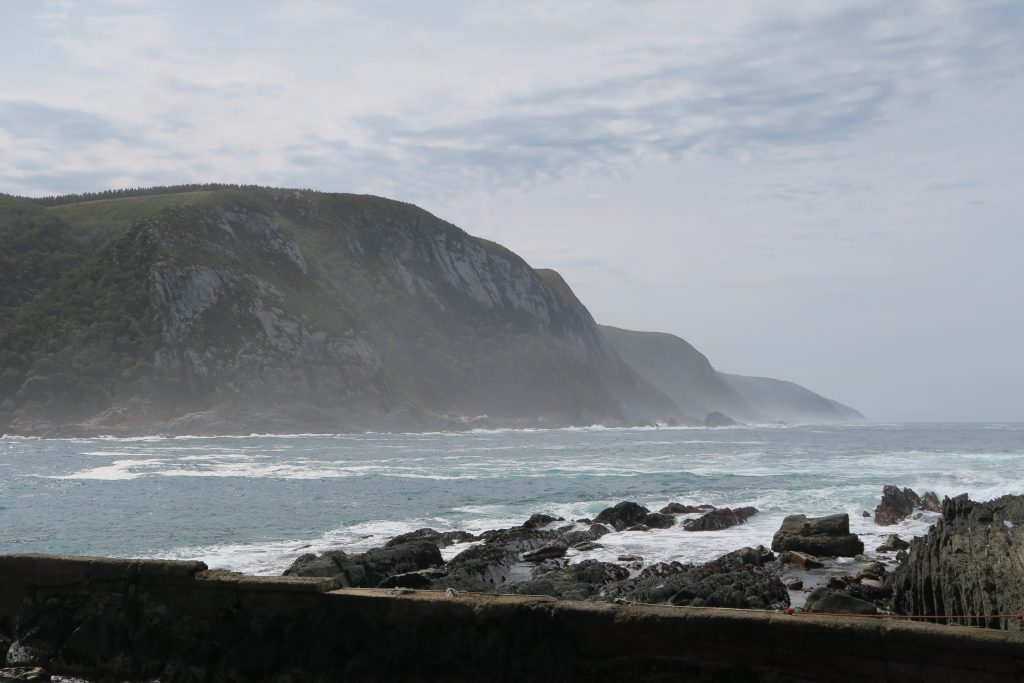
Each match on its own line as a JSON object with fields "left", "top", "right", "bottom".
{"left": 2, "top": 423, "right": 1022, "bottom": 574}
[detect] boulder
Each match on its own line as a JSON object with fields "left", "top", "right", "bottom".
{"left": 659, "top": 503, "right": 714, "bottom": 514}
{"left": 522, "top": 545, "right": 567, "bottom": 562}
{"left": 522, "top": 513, "right": 563, "bottom": 530}
{"left": 770, "top": 513, "right": 864, "bottom": 557}
{"left": 643, "top": 512, "right": 676, "bottom": 529}
{"left": 284, "top": 540, "right": 442, "bottom": 587}
{"left": 894, "top": 494, "right": 1024, "bottom": 630}
{"left": 805, "top": 588, "right": 877, "bottom": 615}
{"left": 780, "top": 551, "right": 823, "bottom": 570}
{"left": 594, "top": 501, "right": 651, "bottom": 531}
{"left": 683, "top": 506, "right": 758, "bottom": 532}
{"left": 605, "top": 549, "right": 789, "bottom": 610}
{"left": 384, "top": 528, "right": 476, "bottom": 549}
{"left": 510, "top": 560, "right": 629, "bottom": 600}
{"left": 874, "top": 485, "right": 922, "bottom": 525}
{"left": 875, "top": 534, "right": 910, "bottom": 552}
{"left": 572, "top": 541, "right": 602, "bottom": 551}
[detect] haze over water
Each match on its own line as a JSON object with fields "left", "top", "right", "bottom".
{"left": 3, "top": 423, "right": 1022, "bottom": 575}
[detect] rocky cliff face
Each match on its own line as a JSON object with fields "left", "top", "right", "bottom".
{"left": 894, "top": 494, "right": 1024, "bottom": 630}
{"left": 600, "top": 326, "right": 863, "bottom": 424}
{"left": 0, "top": 187, "right": 676, "bottom": 435}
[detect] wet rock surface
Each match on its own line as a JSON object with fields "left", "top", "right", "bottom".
{"left": 683, "top": 506, "right": 758, "bottom": 531}
{"left": 894, "top": 493, "right": 1024, "bottom": 630}
{"left": 771, "top": 513, "right": 864, "bottom": 557}
{"left": 284, "top": 539, "right": 443, "bottom": 587}
{"left": 874, "top": 485, "right": 942, "bottom": 526}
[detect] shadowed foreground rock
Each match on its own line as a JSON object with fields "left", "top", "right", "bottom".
{"left": 894, "top": 494, "right": 1024, "bottom": 630}
{"left": 771, "top": 513, "right": 864, "bottom": 557}
{"left": 1, "top": 554, "right": 1023, "bottom": 682}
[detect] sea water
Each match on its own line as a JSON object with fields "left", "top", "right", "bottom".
{"left": 2, "top": 423, "right": 1022, "bottom": 575}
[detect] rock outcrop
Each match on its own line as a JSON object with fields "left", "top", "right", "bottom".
{"left": 683, "top": 506, "right": 758, "bottom": 531}
{"left": 874, "top": 485, "right": 942, "bottom": 526}
{"left": 894, "top": 494, "right": 1024, "bottom": 630}
{"left": 771, "top": 514, "right": 863, "bottom": 557}
{"left": 284, "top": 540, "right": 442, "bottom": 587}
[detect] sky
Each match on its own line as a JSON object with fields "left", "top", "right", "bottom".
{"left": 1, "top": 0, "right": 1022, "bottom": 422}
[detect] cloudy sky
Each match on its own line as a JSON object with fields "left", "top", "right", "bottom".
{"left": 2, "top": 0, "right": 1022, "bottom": 421}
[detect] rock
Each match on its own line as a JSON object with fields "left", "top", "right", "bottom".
{"left": 659, "top": 503, "right": 714, "bottom": 514}
{"left": 2, "top": 642, "right": 47, "bottom": 668}
{"left": 920, "top": 491, "right": 942, "bottom": 512}
{"left": 588, "top": 524, "right": 611, "bottom": 539}
{"left": 805, "top": 588, "right": 877, "bottom": 615}
{"left": 875, "top": 534, "right": 910, "bottom": 552}
{"left": 894, "top": 494, "right": 1024, "bottom": 630}
{"left": 572, "top": 541, "right": 602, "bottom": 551}
{"left": 510, "top": 560, "right": 629, "bottom": 600}
{"left": 607, "top": 549, "right": 789, "bottom": 610}
{"left": 384, "top": 528, "right": 476, "bottom": 549}
{"left": 856, "top": 562, "right": 887, "bottom": 581}
{"left": 683, "top": 506, "right": 758, "bottom": 532}
{"left": 284, "top": 540, "right": 443, "bottom": 587}
{"left": 436, "top": 527, "right": 560, "bottom": 591}
{"left": 522, "top": 545, "right": 567, "bottom": 562}
{"left": 874, "top": 485, "right": 923, "bottom": 526}
{"left": 826, "top": 577, "right": 849, "bottom": 590}
{"left": 704, "top": 411, "right": 739, "bottom": 427}
{"left": 639, "top": 562, "right": 685, "bottom": 579}
{"left": 739, "top": 546, "right": 775, "bottom": 565}
{"left": 626, "top": 524, "right": 651, "bottom": 532}
{"left": 862, "top": 511, "right": 870, "bottom": 517}
{"left": 770, "top": 514, "right": 864, "bottom": 557}
{"left": 0, "top": 668, "right": 50, "bottom": 682}
{"left": 787, "top": 580, "right": 804, "bottom": 590}
{"left": 780, "top": 551, "right": 823, "bottom": 570}
{"left": 522, "top": 513, "right": 563, "bottom": 530}
{"left": 643, "top": 512, "right": 676, "bottom": 529}
{"left": 617, "top": 554, "right": 643, "bottom": 563}
{"left": 594, "top": 502, "right": 651, "bottom": 531}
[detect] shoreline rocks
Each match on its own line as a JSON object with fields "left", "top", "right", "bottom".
{"left": 770, "top": 513, "right": 864, "bottom": 557}
{"left": 874, "top": 485, "right": 942, "bottom": 526}
{"left": 683, "top": 506, "right": 758, "bottom": 532}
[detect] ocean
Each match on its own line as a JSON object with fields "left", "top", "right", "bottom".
{"left": 2, "top": 423, "right": 1022, "bottom": 575}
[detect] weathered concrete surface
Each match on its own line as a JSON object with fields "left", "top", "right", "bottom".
{"left": 2, "top": 554, "right": 1024, "bottom": 682}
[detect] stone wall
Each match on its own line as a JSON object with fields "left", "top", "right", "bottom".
{"left": 2, "top": 554, "right": 1023, "bottom": 682}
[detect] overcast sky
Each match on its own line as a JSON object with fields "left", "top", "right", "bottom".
{"left": 2, "top": 0, "right": 1022, "bottom": 422}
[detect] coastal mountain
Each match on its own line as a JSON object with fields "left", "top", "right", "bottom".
{"left": 0, "top": 185, "right": 860, "bottom": 436}
{"left": 0, "top": 186, "right": 677, "bottom": 436}
{"left": 600, "top": 325, "right": 864, "bottom": 424}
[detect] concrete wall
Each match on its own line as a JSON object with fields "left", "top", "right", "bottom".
{"left": 2, "top": 554, "right": 1023, "bottom": 682}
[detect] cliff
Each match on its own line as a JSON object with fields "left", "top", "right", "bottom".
{"left": 0, "top": 187, "right": 677, "bottom": 436}
{"left": 600, "top": 326, "right": 863, "bottom": 423}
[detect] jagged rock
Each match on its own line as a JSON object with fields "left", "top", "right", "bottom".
{"left": 780, "top": 551, "right": 823, "bottom": 569}
{"left": 920, "top": 491, "right": 942, "bottom": 512}
{"left": 522, "top": 514, "right": 563, "bottom": 529}
{"left": 510, "top": 560, "right": 630, "bottom": 600}
{"left": 605, "top": 549, "right": 788, "bottom": 610}
{"left": 572, "top": 541, "right": 602, "bottom": 551}
{"left": 643, "top": 512, "right": 676, "bottom": 529}
{"left": 876, "top": 534, "right": 910, "bottom": 552}
{"left": 284, "top": 540, "right": 442, "bottom": 587}
{"left": 435, "top": 527, "right": 559, "bottom": 591}
{"left": 639, "top": 562, "right": 686, "bottom": 579}
{"left": 805, "top": 588, "right": 877, "bottom": 615}
{"left": 522, "top": 545, "right": 567, "bottom": 562}
{"left": 770, "top": 513, "right": 864, "bottom": 557}
{"left": 659, "top": 503, "right": 714, "bottom": 514}
{"left": 862, "top": 511, "right": 870, "bottom": 517}
{"left": 683, "top": 506, "right": 758, "bottom": 532}
{"left": 874, "top": 485, "right": 922, "bottom": 525}
{"left": 704, "top": 411, "right": 739, "bottom": 427}
{"left": 894, "top": 494, "right": 1024, "bottom": 630}
{"left": 594, "top": 502, "right": 651, "bottom": 531}
{"left": 384, "top": 528, "right": 476, "bottom": 549}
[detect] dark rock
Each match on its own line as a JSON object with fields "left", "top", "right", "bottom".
{"left": 876, "top": 534, "right": 910, "bottom": 552}
{"left": 594, "top": 502, "right": 651, "bottom": 531}
{"left": 384, "top": 528, "right": 476, "bottom": 549}
{"left": 522, "top": 514, "right": 563, "bottom": 530}
{"left": 572, "top": 541, "right": 602, "bottom": 551}
{"left": 786, "top": 580, "right": 804, "bottom": 590}
{"left": 606, "top": 549, "right": 789, "bottom": 610}
{"left": 920, "top": 491, "right": 942, "bottom": 512}
{"left": 617, "top": 554, "right": 643, "bottom": 563}
{"left": 284, "top": 540, "right": 442, "bottom": 587}
{"left": 862, "top": 511, "right": 870, "bottom": 517}
{"left": 575, "top": 518, "right": 592, "bottom": 525}
{"left": 770, "top": 513, "right": 864, "bottom": 557}
{"left": 683, "top": 506, "right": 758, "bottom": 532}
{"left": 436, "top": 527, "right": 560, "bottom": 591}
{"left": 874, "top": 485, "right": 922, "bottom": 526}
{"left": 639, "top": 562, "right": 686, "bottom": 579}
{"left": 894, "top": 494, "right": 1024, "bottom": 630}
{"left": 739, "top": 546, "right": 775, "bottom": 566}
{"left": 805, "top": 588, "right": 877, "bottom": 615}
{"left": 0, "top": 637, "right": 9, "bottom": 667}
{"left": 522, "top": 545, "right": 567, "bottom": 562}
{"left": 826, "top": 577, "right": 850, "bottom": 591}
{"left": 659, "top": 503, "right": 715, "bottom": 514}
{"left": 626, "top": 524, "right": 651, "bottom": 532}
{"left": 704, "top": 411, "right": 739, "bottom": 427}
{"left": 2, "top": 642, "right": 47, "bottom": 668}
{"left": 643, "top": 512, "right": 676, "bottom": 529}
{"left": 588, "top": 524, "right": 611, "bottom": 539}
{"left": 510, "top": 560, "right": 629, "bottom": 600}
{"left": 856, "top": 562, "right": 887, "bottom": 581}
